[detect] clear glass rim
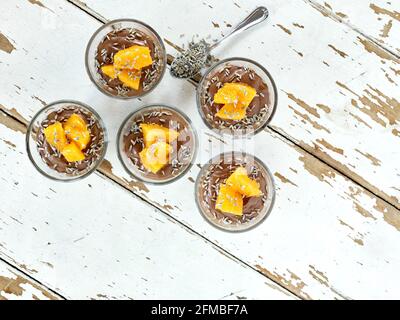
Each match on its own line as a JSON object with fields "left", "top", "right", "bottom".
{"left": 84, "top": 18, "right": 167, "bottom": 100}
{"left": 116, "top": 103, "right": 198, "bottom": 185}
{"left": 196, "top": 57, "right": 278, "bottom": 137}
{"left": 26, "top": 99, "right": 108, "bottom": 182}
{"left": 194, "top": 151, "right": 276, "bottom": 232}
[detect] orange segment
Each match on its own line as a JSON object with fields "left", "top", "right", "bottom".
{"left": 140, "top": 123, "right": 179, "bottom": 147}
{"left": 113, "top": 45, "right": 153, "bottom": 70}
{"left": 232, "top": 83, "right": 257, "bottom": 106}
{"left": 214, "top": 82, "right": 257, "bottom": 107}
{"left": 63, "top": 114, "right": 91, "bottom": 150}
{"left": 215, "top": 184, "right": 243, "bottom": 216}
{"left": 139, "top": 141, "right": 172, "bottom": 174}
{"left": 216, "top": 102, "right": 247, "bottom": 120}
{"left": 43, "top": 122, "right": 68, "bottom": 151}
{"left": 117, "top": 69, "right": 141, "bottom": 90}
{"left": 64, "top": 114, "right": 87, "bottom": 131}
{"left": 101, "top": 65, "right": 117, "bottom": 79}
{"left": 61, "top": 143, "right": 85, "bottom": 162}
{"left": 214, "top": 85, "right": 239, "bottom": 105}
{"left": 226, "top": 167, "right": 262, "bottom": 197}
{"left": 65, "top": 128, "right": 91, "bottom": 150}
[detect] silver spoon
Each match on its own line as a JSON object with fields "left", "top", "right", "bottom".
{"left": 170, "top": 6, "right": 269, "bottom": 79}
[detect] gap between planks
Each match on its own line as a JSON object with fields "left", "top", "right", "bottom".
{"left": 0, "top": 109, "right": 297, "bottom": 299}
{"left": 304, "top": 0, "right": 400, "bottom": 60}
{"left": 67, "top": 0, "right": 400, "bottom": 211}
{"left": 0, "top": 255, "right": 65, "bottom": 300}
{"left": 3, "top": 0, "right": 397, "bottom": 299}
{"left": 1, "top": 0, "right": 397, "bottom": 298}
{"left": 67, "top": 0, "right": 400, "bottom": 64}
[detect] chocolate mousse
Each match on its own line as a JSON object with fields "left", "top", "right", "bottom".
{"left": 196, "top": 153, "right": 274, "bottom": 230}
{"left": 95, "top": 28, "right": 164, "bottom": 97}
{"left": 120, "top": 106, "right": 196, "bottom": 183}
{"left": 199, "top": 64, "right": 273, "bottom": 133}
{"left": 36, "top": 105, "right": 105, "bottom": 176}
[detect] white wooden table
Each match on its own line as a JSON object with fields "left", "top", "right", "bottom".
{"left": 0, "top": 0, "right": 399, "bottom": 300}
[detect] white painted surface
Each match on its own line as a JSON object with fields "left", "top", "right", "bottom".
{"left": 0, "top": 113, "right": 292, "bottom": 300}
{"left": 77, "top": 0, "right": 400, "bottom": 209}
{"left": 0, "top": 0, "right": 399, "bottom": 300}
{"left": 311, "top": 0, "right": 400, "bottom": 54}
{"left": 0, "top": 260, "right": 59, "bottom": 300}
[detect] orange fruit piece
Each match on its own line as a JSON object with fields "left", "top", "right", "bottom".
{"left": 63, "top": 114, "right": 91, "bottom": 150}
{"left": 113, "top": 45, "right": 153, "bottom": 70}
{"left": 65, "top": 128, "right": 91, "bottom": 151}
{"left": 61, "top": 142, "right": 85, "bottom": 162}
{"left": 214, "top": 82, "right": 257, "bottom": 107}
{"left": 117, "top": 69, "right": 141, "bottom": 90}
{"left": 64, "top": 114, "right": 87, "bottom": 131}
{"left": 140, "top": 123, "right": 179, "bottom": 147}
{"left": 215, "top": 184, "right": 243, "bottom": 216}
{"left": 214, "top": 84, "right": 239, "bottom": 105}
{"left": 226, "top": 167, "right": 262, "bottom": 197}
{"left": 139, "top": 141, "right": 172, "bottom": 174}
{"left": 43, "top": 122, "right": 68, "bottom": 151}
{"left": 101, "top": 65, "right": 117, "bottom": 79}
{"left": 215, "top": 102, "right": 247, "bottom": 120}
{"left": 232, "top": 83, "right": 257, "bottom": 106}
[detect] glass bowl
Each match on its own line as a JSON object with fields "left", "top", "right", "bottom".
{"left": 26, "top": 100, "right": 108, "bottom": 181}
{"left": 117, "top": 104, "right": 198, "bottom": 184}
{"left": 195, "top": 152, "right": 275, "bottom": 232}
{"left": 196, "top": 57, "right": 278, "bottom": 136}
{"left": 85, "top": 18, "right": 166, "bottom": 99}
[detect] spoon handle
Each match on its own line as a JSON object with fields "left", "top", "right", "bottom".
{"left": 209, "top": 6, "right": 269, "bottom": 50}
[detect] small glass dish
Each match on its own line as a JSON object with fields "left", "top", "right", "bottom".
{"left": 26, "top": 100, "right": 108, "bottom": 182}
{"left": 85, "top": 18, "right": 167, "bottom": 99}
{"left": 196, "top": 57, "right": 278, "bottom": 136}
{"left": 117, "top": 104, "right": 198, "bottom": 184}
{"left": 195, "top": 152, "right": 275, "bottom": 232}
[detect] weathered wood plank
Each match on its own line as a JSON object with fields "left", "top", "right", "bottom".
{"left": 0, "top": 259, "right": 61, "bottom": 300}
{"left": 71, "top": 0, "right": 400, "bottom": 209}
{"left": 0, "top": 0, "right": 400, "bottom": 299}
{"left": 308, "top": 0, "right": 400, "bottom": 56}
{"left": 0, "top": 110, "right": 293, "bottom": 300}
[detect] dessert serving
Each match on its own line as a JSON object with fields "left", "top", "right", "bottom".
{"left": 26, "top": 101, "right": 107, "bottom": 181}
{"left": 86, "top": 19, "right": 166, "bottom": 99}
{"left": 195, "top": 152, "right": 275, "bottom": 231}
{"left": 197, "top": 58, "right": 277, "bottom": 135}
{"left": 117, "top": 105, "right": 197, "bottom": 183}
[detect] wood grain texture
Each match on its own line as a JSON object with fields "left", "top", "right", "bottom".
{"left": 309, "top": 0, "right": 400, "bottom": 55}
{"left": 0, "top": 0, "right": 399, "bottom": 299}
{"left": 0, "top": 260, "right": 60, "bottom": 300}
{"left": 0, "top": 112, "right": 292, "bottom": 300}
{"left": 72, "top": 0, "right": 400, "bottom": 210}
